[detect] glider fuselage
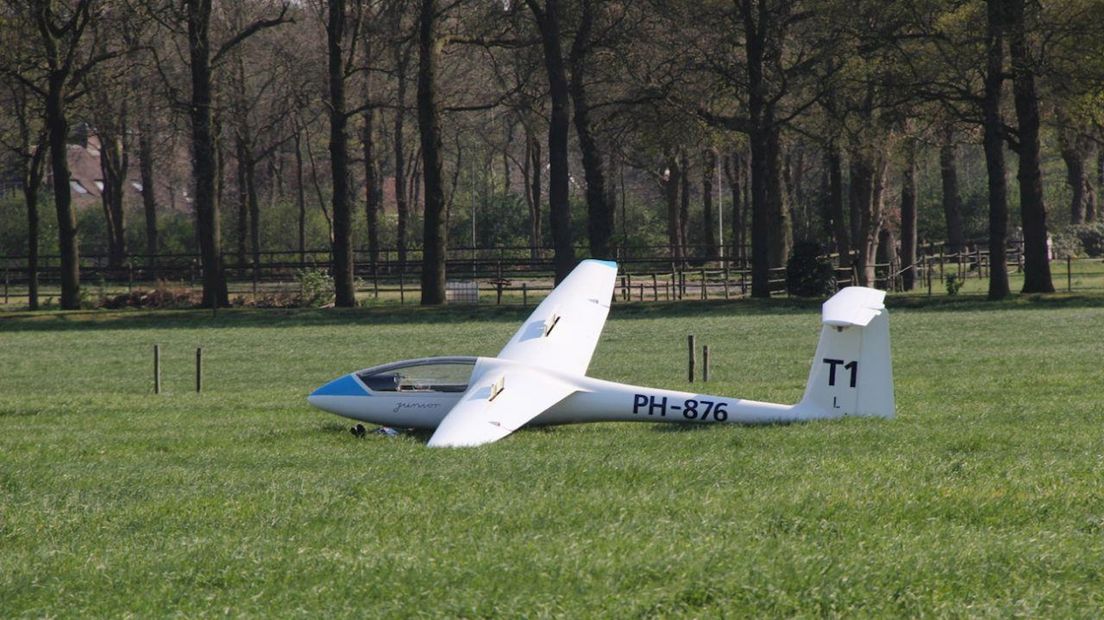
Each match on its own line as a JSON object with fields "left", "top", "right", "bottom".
{"left": 308, "top": 355, "right": 814, "bottom": 431}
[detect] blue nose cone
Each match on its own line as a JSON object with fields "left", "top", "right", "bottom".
{"left": 309, "top": 374, "right": 369, "bottom": 400}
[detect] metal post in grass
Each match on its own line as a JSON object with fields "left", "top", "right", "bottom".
{"left": 702, "top": 345, "right": 710, "bottom": 382}
{"left": 195, "top": 347, "right": 203, "bottom": 393}
{"left": 688, "top": 335, "right": 696, "bottom": 383}
{"left": 154, "top": 344, "right": 161, "bottom": 394}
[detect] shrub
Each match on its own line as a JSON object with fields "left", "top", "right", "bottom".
{"left": 296, "top": 268, "right": 334, "bottom": 307}
{"left": 786, "top": 241, "right": 837, "bottom": 298}
{"left": 944, "top": 273, "right": 963, "bottom": 296}
{"left": 1073, "top": 223, "right": 1104, "bottom": 257}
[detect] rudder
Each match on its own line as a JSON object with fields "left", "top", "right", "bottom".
{"left": 799, "top": 287, "right": 895, "bottom": 419}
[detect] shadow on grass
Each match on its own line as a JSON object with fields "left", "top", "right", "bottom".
{"left": 3, "top": 290, "right": 1104, "bottom": 334}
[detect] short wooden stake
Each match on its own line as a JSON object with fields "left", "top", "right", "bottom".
{"left": 702, "top": 345, "right": 710, "bottom": 382}
{"left": 688, "top": 335, "right": 696, "bottom": 383}
{"left": 154, "top": 344, "right": 161, "bottom": 394}
{"left": 195, "top": 347, "right": 203, "bottom": 393}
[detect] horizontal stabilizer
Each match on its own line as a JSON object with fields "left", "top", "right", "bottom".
{"left": 822, "top": 286, "right": 886, "bottom": 327}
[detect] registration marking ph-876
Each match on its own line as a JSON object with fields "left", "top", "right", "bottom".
{"left": 632, "top": 393, "right": 730, "bottom": 421}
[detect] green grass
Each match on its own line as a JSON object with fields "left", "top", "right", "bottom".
{"left": 2, "top": 297, "right": 1104, "bottom": 617}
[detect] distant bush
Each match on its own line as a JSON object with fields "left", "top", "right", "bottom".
{"left": 944, "top": 273, "right": 963, "bottom": 296}
{"left": 786, "top": 241, "right": 837, "bottom": 298}
{"left": 295, "top": 267, "right": 334, "bottom": 307}
{"left": 100, "top": 286, "right": 199, "bottom": 309}
{"left": 1072, "top": 223, "right": 1104, "bottom": 257}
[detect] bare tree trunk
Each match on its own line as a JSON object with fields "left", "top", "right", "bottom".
{"left": 766, "top": 127, "right": 790, "bottom": 267}
{"left": 138, "top": 124, "right": 158, "bottom": 278}
{"left": 702, "top": 149, "right": 717, "bottom": 260}
{"left": 99, "top": 129, "right": 129, "bottom": 270}
{"left": 723, "top": 152, "right": 743, "bottom": 261}
{"left": 235, "top": 137, "right": 249, "bottom": 270}
{"left": 362, "top": 100, "right": 381, "bottom": 272}
{"left": 417, "top": 0, "right": 447, "bottom": 304}
{"left": 23, "top": 142, "right": 45, "bottom": 310}
{"left": 679, "top": 151, "right": 690, "bottom": 261}
{"left": 853, "top": 148, "right": 887, "bottom": 287}
{"left": 1009, "top": 0, "right": 1054, "bottom": 293}
{"left": 525, "top": 133, "right": 542, "bottom": 260}
{"left": 529, "top": 0, "right": 576, "bottom": 283}
{"left": 45, "top": 76, "right": 80, "bottom": 308}
{"left": 187, "top": 0, "right": 229, "bottom": 308}
{"left": 294, "top": 133, "right": 307, "bottom": 265}
{"left": 1058, "top": 123, "right": 1089, "bottom": 225}
{"left": 663, "top": 153, "right": 682, "bottom": 265}
{"left": 246, "top": 157, "right": 260, "bottom": 272}
{"left": 984, "top": 0, "right": 1010, "bottom": 300}
{"left": 939, "top": 131, "right": 966, "bottom": 254}
{"left": 826, "top": 142, "right": 848, "bottom": 261}
{"left": 327, "top": 0, "right": 356, "bottom": 306}
{"left": 900, "top": 139, "right": 917, "bottom": 291}
{"left": 389, "top": 16, "right": 413, "bottom": 269}
{"left": 568, "top": 0, "right": 612, "bottom": 259}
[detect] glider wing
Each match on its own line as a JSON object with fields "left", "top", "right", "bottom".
{"left": 426, "top": 360, "right": 578, "bottom": 447}
{"left": 495, "top": 259, "right": 618, "bottom": 376}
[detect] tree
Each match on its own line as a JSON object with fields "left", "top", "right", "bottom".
{"left": 899, "top": 136, "right": 917, "bottom": 290}
{"left": 417, "top": 0, "right": 447, "bottom": 304}
{"left": 568, "top": 0, "right": 613, "bottom": 259}
{"left": 526, "top": 0, "right": 576, "bottom": 283}
{"left": 0, "top": 81, "right": 48, "bottom": 309}
{"left": 325, "top": 0, "right": 357, "bottom": 306}
{"left": 983, "top": 0, "right": 1011, "bottom": 299}
{"left": 4, "top": 0, "right": 104, "bottom": 309}
{"left": 1007, "top": 0, "right": 1054, "bottom": 293}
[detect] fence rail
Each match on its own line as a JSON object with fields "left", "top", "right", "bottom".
{"left": 2, "top": 245, "right": 1102, "bottom": 308}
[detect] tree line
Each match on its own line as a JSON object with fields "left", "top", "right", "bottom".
{"left": 1, "top": 0, "right": 1102, "bottom": 309}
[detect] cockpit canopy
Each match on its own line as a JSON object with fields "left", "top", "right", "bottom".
{"left": 355, "top": 356, "right": 477, "bottom": 393}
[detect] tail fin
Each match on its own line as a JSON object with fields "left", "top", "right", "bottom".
{"left": 799, "top": 287, "right": 895, "bottom": 419}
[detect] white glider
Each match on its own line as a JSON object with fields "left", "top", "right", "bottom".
{"left": 308, "top": 259, "right": 895, "bottom": 447}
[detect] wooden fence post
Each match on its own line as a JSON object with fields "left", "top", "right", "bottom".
{"left": 1068, "top": 256, "right": 1073, "bottom": 293}
{"left": 701, "top": 269, "right": 707, "bottom": 299}
{"left": 688, "top": 335, "right": 696, "bottom": 383}
{"left": 195, "top": 347, "right": 203, "bottom": 393}
{"left": 399, "top": 272, "right": 405, "bottom": 305}
{"left": 652, "top": 273, "right": 658, "bottom": 301}
{"left": 522, "top": 282, "right": 528, "bottom": 306}
{"left": 702, "top": 345, "right": 710, "bottom": 382}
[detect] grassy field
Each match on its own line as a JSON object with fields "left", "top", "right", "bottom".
{"left": 2, "top": 295, "right": 1104, "bottom": 617}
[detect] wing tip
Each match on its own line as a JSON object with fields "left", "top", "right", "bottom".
{"left": 583, "top": 258, "right": 618, "bottom": 271}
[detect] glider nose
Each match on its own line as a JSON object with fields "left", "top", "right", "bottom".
{"left": 308, "top": 374, "right": 368, "bottom": 411}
